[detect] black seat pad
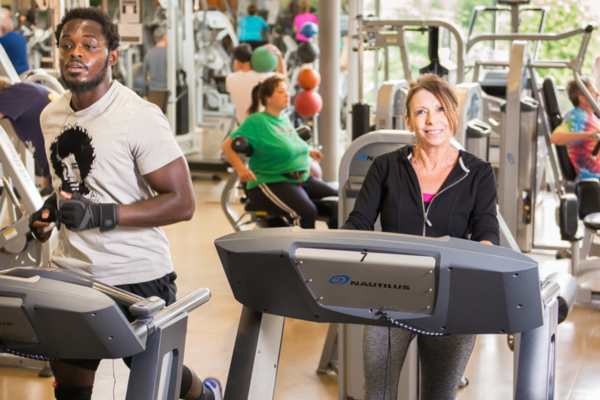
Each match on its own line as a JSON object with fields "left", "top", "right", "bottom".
{"left": 583, "top": 212, "right": 600, "bottom": 230}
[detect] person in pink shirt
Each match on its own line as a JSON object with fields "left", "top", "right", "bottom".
{"left": 293, "top": 1, "right": 318, "bottom": 42}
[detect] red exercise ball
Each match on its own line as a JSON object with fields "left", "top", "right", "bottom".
{"left": 294, "top": 90, "right": 323, "bottom": 118}
{"left": 297, "top": 68, "right": 321, "bottom": 90}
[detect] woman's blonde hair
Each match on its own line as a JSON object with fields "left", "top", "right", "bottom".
{"left": 405, "top": 73, "right": 459, "bottom": 135}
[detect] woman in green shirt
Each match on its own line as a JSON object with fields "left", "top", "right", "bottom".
{"left": 222, "top": 74, "right": 337, "bottom": 228}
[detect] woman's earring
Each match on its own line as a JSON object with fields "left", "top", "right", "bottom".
{"left": 411, "top": 135, "right": 418, "bottom": 144}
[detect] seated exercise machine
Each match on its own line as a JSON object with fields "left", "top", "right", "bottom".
{"left": 220, "top": 126, "right": 338, "bottom": 231}
{"left": 541, "top": 75, "right": 600, "bottom": 305}
{"left": 215, "top": 227, "right": 571, "bottom": 400}
{"left": 0, "top": 266, "right": 211, "bottom": 399}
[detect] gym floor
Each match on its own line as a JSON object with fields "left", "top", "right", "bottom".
{"left": 1, "top": 174, "right": 600, "bottom": 400}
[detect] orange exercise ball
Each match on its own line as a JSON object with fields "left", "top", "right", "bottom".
{"left": 297, "top": 68, "right": 321, "bottom": 90}
{"left": 294, "top": 90, "right": 323, "bottom": 118}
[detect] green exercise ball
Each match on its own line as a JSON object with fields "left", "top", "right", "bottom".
{"left": 251, "top": 46, "right": 278, "bottom": 73}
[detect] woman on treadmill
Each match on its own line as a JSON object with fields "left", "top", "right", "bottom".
{"left": 342, "top": 73, "right": 499, "bottom": 400}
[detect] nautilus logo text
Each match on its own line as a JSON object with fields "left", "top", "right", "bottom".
{"left": 357, "top": 154, "right": 374, "bottom": 161}
{"left": 329, "top": 275, "right": 350, "bottom": 285}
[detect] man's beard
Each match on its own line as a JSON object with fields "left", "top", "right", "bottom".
{"left": 62, "top": 57, "right": 110, "bottom": 94}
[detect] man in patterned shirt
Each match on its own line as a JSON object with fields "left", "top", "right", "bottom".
{"left": 551, "top": 76, "right": 600, "bottom": 179}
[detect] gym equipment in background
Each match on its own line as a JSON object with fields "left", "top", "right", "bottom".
{"left": 466, "top": 20, "right": 598, "bottom": 252}
{"left": 0, "top": 48, "right": 58, "bottom": 376}
{"left": 374, "top": 80, "right": 409, "bottom": 131}
{"left": 0, "top": 266, "right": 211, "bottom": 400}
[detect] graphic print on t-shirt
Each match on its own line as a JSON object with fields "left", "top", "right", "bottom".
{"left": 49, "top": 124, "right": 99, "bottom": 201}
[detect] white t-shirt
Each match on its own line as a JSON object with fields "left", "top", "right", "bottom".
{"left": 40, "top": 80, "right": 184, "bottom": 286}
{"left": 226, "top": 69, "right": 274, "bottom": 124}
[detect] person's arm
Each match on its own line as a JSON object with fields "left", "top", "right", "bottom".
{"left": 117, "top": 156, "right": 195, "bottom": 226}
{"left": 341, "top": 158, "right": 386, "bottom": 231}
{"left": 0, "top": 112, "right": 4, "bottom": 119}
{"left": 58, "top": 156, "right": 195, "bottom": 231}
{"left": 222, "top": 137, "right": 257, "bottom": 182}
{"left": 551, "top": 111, "right": 600, "bottom": 145}
{"left": 340, "top": 36, "right": 349, "bottom": 71}
{"left": 469, "top": 164, "right": 500, "bottom": 245}
{"left": 309, "top": 149, "right": 323, "bottom": 162}
{"left": 550, "top": 130, "right": 599, "bottom": 145}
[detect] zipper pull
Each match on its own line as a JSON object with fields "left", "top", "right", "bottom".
{"left": 424, "top": 213, "right": 432, "bottom": 227}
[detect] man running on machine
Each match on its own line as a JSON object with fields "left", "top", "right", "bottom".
{"left": 551, "top": 76, "right": 600, "bottom": 180}
{"left": 29, "top": 7, "right": 222, "bottom": 400}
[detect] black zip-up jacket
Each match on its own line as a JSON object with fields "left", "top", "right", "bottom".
{"left": 342, "top": 145, "right": 500, "bottom": 245}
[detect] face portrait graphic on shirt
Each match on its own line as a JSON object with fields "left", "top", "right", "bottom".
{"left": 60, "top": 153, "right": 82, "bottom": 193}
{"left": 49, "top": 124, "right": 97, "bottom": 200}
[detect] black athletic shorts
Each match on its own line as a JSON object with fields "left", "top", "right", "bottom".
{"left": 61, "top": 271, "right": 178, "bottom": 371}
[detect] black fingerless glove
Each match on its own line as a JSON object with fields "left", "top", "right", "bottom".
{"left": 59, "top": 192, "right": 119, "bottom": 233}
{"left": 29, "top": 196, "right": 60, "bottom": 238}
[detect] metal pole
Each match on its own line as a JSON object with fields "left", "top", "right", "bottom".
{"left": 318, "top": 0, "right": 341, "bottom": 181}
{"left": 346, "top": 0, "right": 361, "bottom": 143}
{"left": 166, "top": 0, "right": 177, "bottom": 134}
{"left": 51, "top": 0, "right": 65, "bottom": 70}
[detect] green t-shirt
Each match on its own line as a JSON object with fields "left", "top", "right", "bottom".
{"left": 229, "top": 112, "right": 311, "bottom": 190}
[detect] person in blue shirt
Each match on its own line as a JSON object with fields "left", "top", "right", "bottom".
{"left": 0, "top": 77, "right": 56, "bottom": 191}
{"left": 238, "top": 4, "right": 269, "bottom": 50}
{"left": 0, "top": 8, "right": 29, "bottom": 75}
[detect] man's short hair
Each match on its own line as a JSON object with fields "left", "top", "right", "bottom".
{"left": 152, "top": 26, "right": 166, "bottom": 43}
{"left": 233, "top": 43, "right": 253, "bottom": 63}
{"left": 55, "top": 7, "right": 120, "bottom": 51}
{"left": 567, "top": 76, "right": 595, "bottom": 108}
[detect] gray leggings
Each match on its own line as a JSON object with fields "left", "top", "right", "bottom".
{"left": 362, "top": 325, "right": 475, "bottom": 400}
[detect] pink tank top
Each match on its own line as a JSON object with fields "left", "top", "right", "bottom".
{"left": 423, "top": 193, "right": 435, "bottom": 202}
